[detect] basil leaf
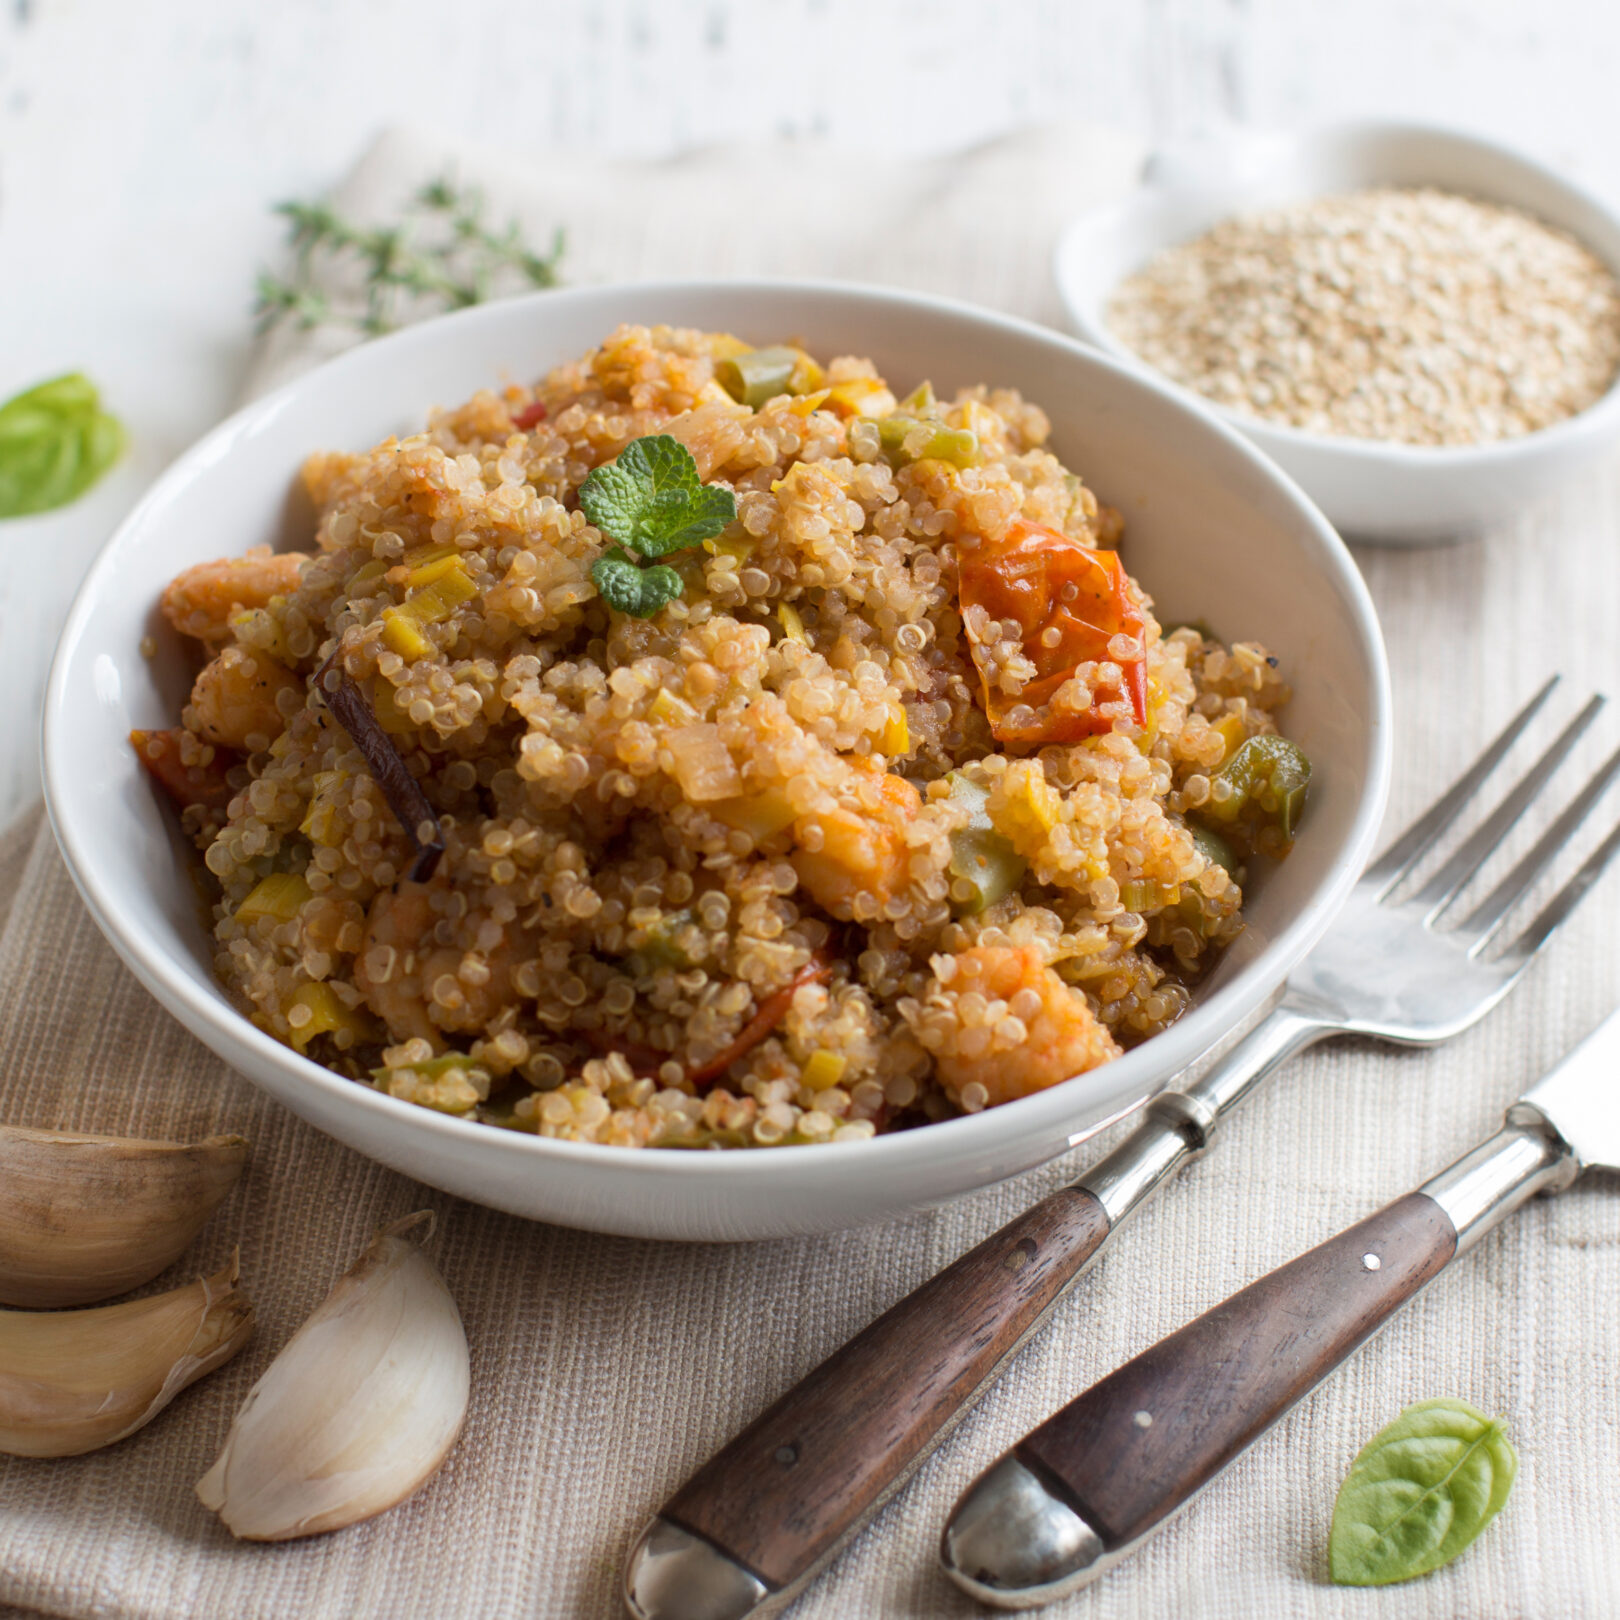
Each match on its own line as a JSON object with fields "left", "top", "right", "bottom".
{"left": 590, "top": 547, "right": 684, "bottom": 619}
{"left": 1329, "top": 1398, "right": 1518, "bottom": 1586}
{"left": 579, "top": 434, "right": 736, "bottom": 558}
{"left": 4, "top": 374, "right": 99, "bottom": 418}
{"left": 0, "top": 373, "right": 125, "bottom": 519}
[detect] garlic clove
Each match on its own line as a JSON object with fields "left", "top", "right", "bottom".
{"left": 0, "top": 1255, "right": 254, "bottom": 1457}
{"left": 196, "top": 1210, "right": 468, "bottom": 1541}
{"left": 0, "top": 1123, "right": 248, "bottom": 1308}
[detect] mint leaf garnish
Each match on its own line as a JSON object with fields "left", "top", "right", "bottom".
{"left": 591, "top": 547, "right": 685, "bottom": 619}
{"left": 581, "top": 434, "right": 738, "bottom": 619}
{"left": 580, "top": 435, "right": 736, "bottom": 558}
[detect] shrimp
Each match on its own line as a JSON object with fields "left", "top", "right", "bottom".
{"left": 353, "top": 885, "right": 523, "bottom": 1047}
{"left": 161, "top": 548, "right": 308, "bottom": 644}
{"left": 929, "top": 944, "right": 1120, "bottom": 1107}
{"left": 790, "top": 762, "right": 922, "bottom": 921}
{"left": 130, "top": 726, "right": 238, "bottom": 812}
{"left": 187, "top": 645, "right": 302, "bottom": 752}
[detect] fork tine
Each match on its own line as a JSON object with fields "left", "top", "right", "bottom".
{"left": 1457, "top": 740, "right": 1620, "bottom": 952}
{"left": 1495, "top": 816, "right": 1620, "bottom": 976}
{"left": 1361, "top": 674, "right": 1561, "bottom": 898}
{"left": 1413, "top": 694, "right": 1605, "bottom": 921}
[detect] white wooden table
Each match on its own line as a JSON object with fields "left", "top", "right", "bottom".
{"left": 2, "top": 0, "right": 1619, "bottom": 828}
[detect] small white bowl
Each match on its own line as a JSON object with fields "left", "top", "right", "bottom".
{"left": 1054, "top": 121, "right": 1620, "bottom": 545}
{"left": 43, "top": 281, "right": 1390, "bottom": 1241}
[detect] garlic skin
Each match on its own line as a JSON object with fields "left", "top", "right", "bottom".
{"left": 0, "top": 1256, "right": 254, "bottom": 1457}
{"left": 196, "top": 1211, "right": 468, "bottom": 1540}
{"left": 0, "top": 1123, "right": 248, "bottom": 1308}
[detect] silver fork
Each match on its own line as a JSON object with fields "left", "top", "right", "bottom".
{"left": 1172, "top": 674, "right": 1620, "bottom": 1149}
{"left": 624, "top": 675, "right": 1620, "bottom": 1620}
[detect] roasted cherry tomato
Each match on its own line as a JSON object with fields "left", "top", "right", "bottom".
{"left": 958, "top": 519, "right": 1147, "bottom": 746}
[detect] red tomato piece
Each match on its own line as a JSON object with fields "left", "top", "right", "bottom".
{"left": 958, "top": 519, "right": 1147, "bottom": 746}
{"left": 511, "top": 400, "right": 547, "bottom": 431}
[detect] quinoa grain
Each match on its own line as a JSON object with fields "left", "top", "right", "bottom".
{"left": 1108, "top": 187, "right": 1620, "bottom": 446}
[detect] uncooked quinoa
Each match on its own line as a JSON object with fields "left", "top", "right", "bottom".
{"left": 1107, "top": 187, "right": 1620, "bottom": 446}
{"left": 134, "top": 325, "right": 1308, "bottom": 1149}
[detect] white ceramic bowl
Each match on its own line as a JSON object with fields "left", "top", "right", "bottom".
{"left": 1054, "top": 121, "right": 1620, "bottom": 545}
{"left": 43, "top": 281, "right": 1390, "bottom": 1241}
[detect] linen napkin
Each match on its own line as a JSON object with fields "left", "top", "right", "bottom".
{"left": 5, "top": 121, "right": 1620, "bottom": 1620}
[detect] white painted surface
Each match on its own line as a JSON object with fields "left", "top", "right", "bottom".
{"left": 1, "top": 0, "right": 1617, "bottom": 824}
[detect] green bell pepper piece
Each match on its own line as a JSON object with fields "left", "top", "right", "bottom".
{"left": 1198, "top": 734, "right": 1312, "bottom": 840}
{"left": 716, "top": 347, "right": 800, "bottom": 408}
{"left": 945, "top": 773, "right": 1027, "bottom": 915}
{"left": 876, "top": 415, "right": 979, "bottom": 470}
{"left": 1190, "top": 823, "right": 1236, "bottom": 872}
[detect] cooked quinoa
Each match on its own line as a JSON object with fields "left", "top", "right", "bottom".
{"left": 135, "top": 324, "right": 1305, "bottom": 1150}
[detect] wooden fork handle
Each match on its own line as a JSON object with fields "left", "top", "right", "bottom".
{"left": 1013, "top": 1194, "right": 1456, "bottom": 1548}
{"left": 663, "top": 1184, "right": 1112, "bottom": 1595}
{"left": 939, "top": 1117, "right": 1578, "bottom": 1608}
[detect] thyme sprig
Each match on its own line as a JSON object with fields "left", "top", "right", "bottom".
{"left": 254, "top": 178, "right": 565, "bottom": 339}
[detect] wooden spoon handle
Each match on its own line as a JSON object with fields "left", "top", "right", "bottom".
{"left": 1014, "top": 1192, "right": 1456, "bottom": 1549}
{"left": 663, "top": 1184, "right": 1112, "bottom": 1595}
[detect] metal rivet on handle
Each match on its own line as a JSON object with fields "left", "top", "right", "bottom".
{"left": 1004, "top": 1239, "right": 1037, "bottom": 1273}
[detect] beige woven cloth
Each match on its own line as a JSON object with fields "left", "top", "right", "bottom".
{"left": 4, "top": 125, "right": 1620, "bottom": 1620}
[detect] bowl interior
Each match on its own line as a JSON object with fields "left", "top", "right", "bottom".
{"left": 43, "top": 283, "right": 1389, "bottom": 1237}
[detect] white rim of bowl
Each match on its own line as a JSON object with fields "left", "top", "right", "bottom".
{"left": 1055, "top": 118, "right": 1620, "bottom": 467}
{"left": 42, "top": 278, "right": 1393, "bottom": 1188}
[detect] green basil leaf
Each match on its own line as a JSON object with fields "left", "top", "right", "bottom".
{"left": 0, "top": 373, "right": 100, "bottom": 421}
{"left": 0, "top": 405, "right": 75, "bottom": 446}
{"left": 0, "top": 373, "right": 125, "bottom": 519}
{"left": 28, "top": 426, "right": 86, "bottom": 513}
{"left": 81, "top": 412, "right": 126, "bottom": 485}
{"left": 590, "top": 547, "right": 684, "bottom": 619}
{"left": 1329, "top": 1398, "right": 1518, "bottom": 1586}
{"left": 579, "top": 433, "right": 736, "bottom": 559}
